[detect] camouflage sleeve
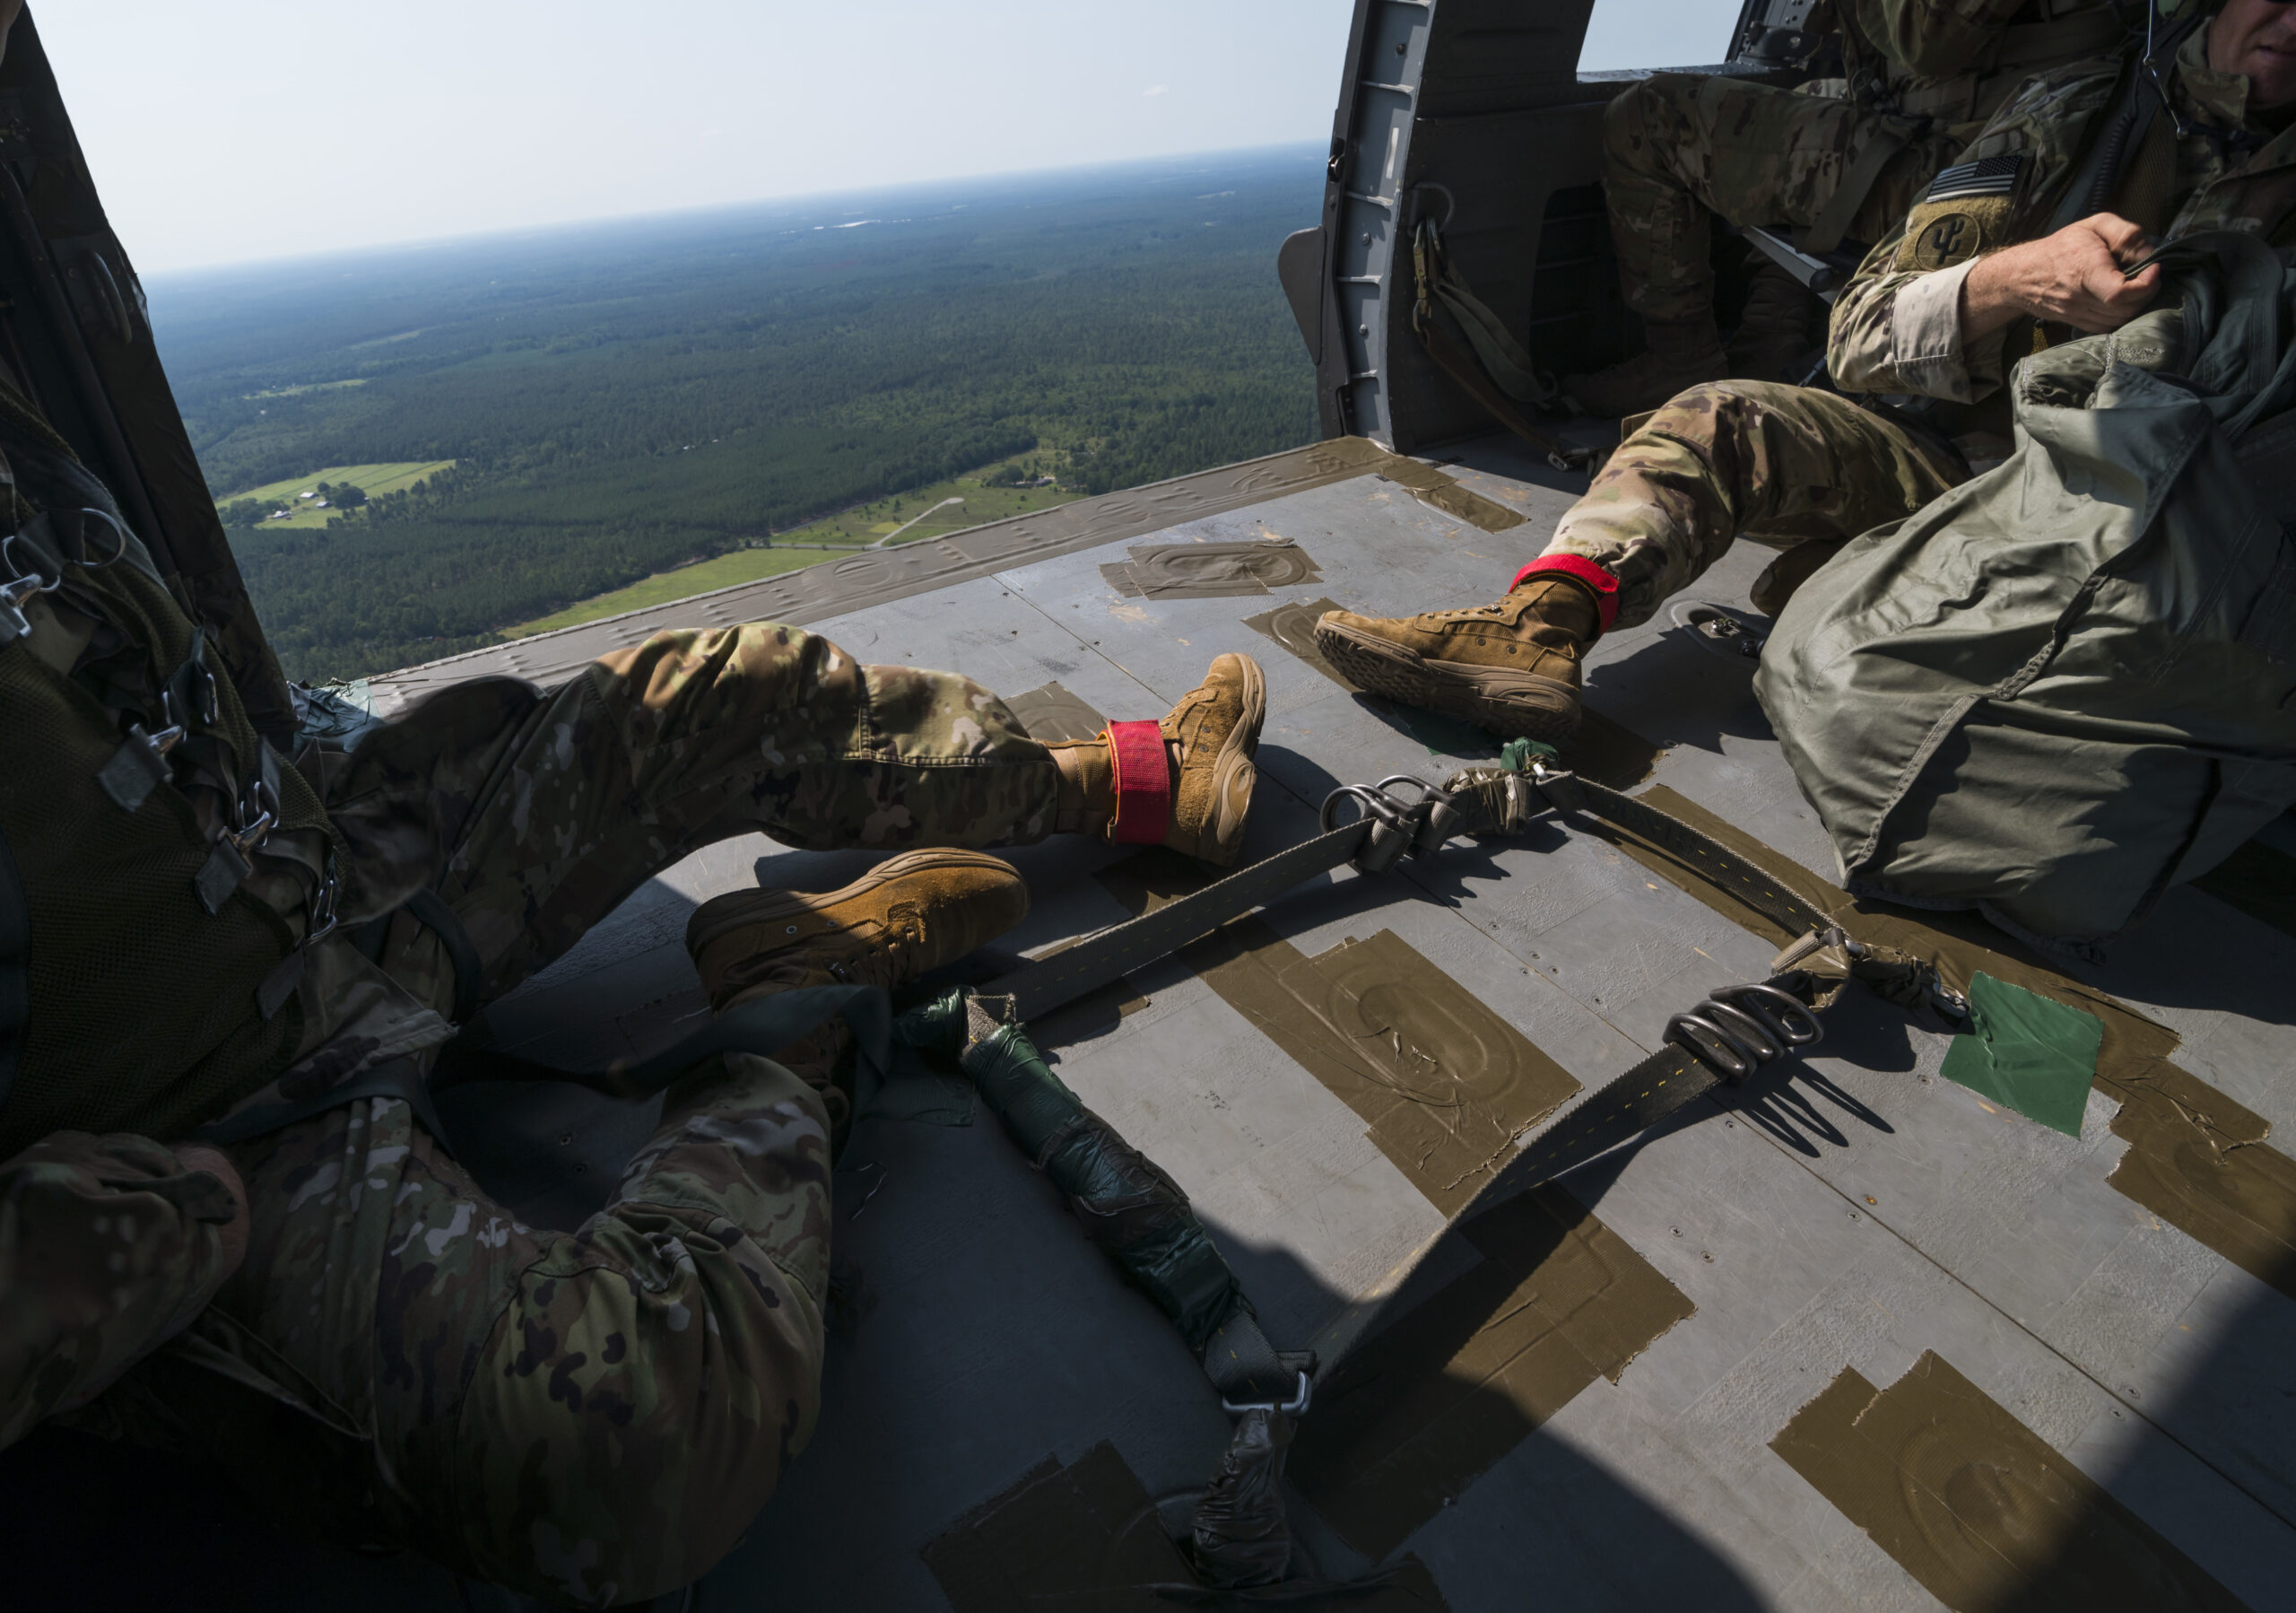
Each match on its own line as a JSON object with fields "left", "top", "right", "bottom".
{"left": 1825, "top": 58, "right": 2120, "bottom": 399}
{"left": 0, "top": 1133, "right": 245, "bottom": 1450}
{"left": 1827, "top": 234, "right": 2007, "bottom": 400}
{"left": 1842, "top": 0, "right": 2033, "bottom": 82}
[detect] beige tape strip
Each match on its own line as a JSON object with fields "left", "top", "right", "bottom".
{"left": 1370, "top": 459, "right": 1530, "bottom": 534}
{"left": 1097, "top": 852, "right": 1580, "bottom": 1216}
{"left": 923, "top": 1440, "right": 1451, "bottom": 1610}
{"left": 1290, "top": 1185, "right": 1693, "bottom": 1560}
{"left": 1772, "top": 1351, "right": 2244, "bottom": 1611}
{"left": 1605, "top": 786, "right": 2296, "bottom": 1302}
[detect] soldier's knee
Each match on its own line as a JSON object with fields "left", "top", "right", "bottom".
{"left": 449, "top": 1217, "right": 827, "bottom": 1605}
{"left": 1601, "top": 80, "right": 1658, "bottom": 166}
{"left": 1603, "top": 74, "right": 1699, "bottom": 171}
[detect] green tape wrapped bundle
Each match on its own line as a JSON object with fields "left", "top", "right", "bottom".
{"left": 894, "top": 988, "right": 1245, "bottom": 1351}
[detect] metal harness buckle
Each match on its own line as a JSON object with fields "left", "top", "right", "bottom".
{"left": 1221, "top": 1370, "right": 1313, "bottom": 1418}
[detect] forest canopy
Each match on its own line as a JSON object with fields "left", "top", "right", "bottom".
{"left": 153, "top": 149, "right": 1325, "bottom": 681}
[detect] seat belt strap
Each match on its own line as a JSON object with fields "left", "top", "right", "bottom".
{"left": 1802, "top": 115, "right": 1926, "bottom": 256}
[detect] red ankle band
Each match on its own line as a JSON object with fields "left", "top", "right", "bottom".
{"left": 1510, "top": 554, "right": 1621, "bottom": 634}
{"left": 1105, "top": 720, "right": 1170, "bottom": 844}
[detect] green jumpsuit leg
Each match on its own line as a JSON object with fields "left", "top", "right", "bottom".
{"left": 100, "top": 623, "right": 1067, "bottom": 1605}
{"left": 1543, "top": 381, "right": 1968, "bottom": 629}
{"left": 1604, "top": 74, "right": 1959, "bottom": 322}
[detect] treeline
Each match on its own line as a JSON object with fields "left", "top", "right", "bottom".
{"left": 156, "top": 151, "right": 1326, "bottom": 680}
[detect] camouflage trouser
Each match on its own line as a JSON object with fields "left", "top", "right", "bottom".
{"left": 91, "top": 623, "right": 1065, "bottom": 1606}
{"left": 1544, "top": 381, "right": 1967, "bottom": 629}
{"left": 1605, "top": 74, "right": 1965, "bottom": 322}
{"left": 0, "top": 1134, "right": 242, "bottom": 1449}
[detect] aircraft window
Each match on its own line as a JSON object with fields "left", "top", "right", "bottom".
{"left": 1580, "top": 0, "right": 1744, "bottom": 71}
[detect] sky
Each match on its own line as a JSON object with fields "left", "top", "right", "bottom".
{"left": 38, "top": 1, "right": 1743, "bottom": 275}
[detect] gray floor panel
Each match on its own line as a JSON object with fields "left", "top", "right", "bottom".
{"left": 617, "top": 443, "right": 2296, "bottom": 1608}
{"left": 22, "top": 433, "right": 2292, "bottom": 1609}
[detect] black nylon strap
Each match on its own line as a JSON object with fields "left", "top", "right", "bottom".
{"left": 192, "top": 1052, "right": 450, "bottom": 1151}
{"left": 1567, "top": 774, "right": 1831, "bottom": 939}
{"left": 1801, "top": 115, "right": 1924, "bottom": 257}
{"left": 996, "top": 821, "right": 1372, "bottom": 1021}
{"left": 404, "top": 886, "right": 485, "bottom": 1024}
{"left": 1460, "top": 1042, "right": 1722, "bottom": 1223}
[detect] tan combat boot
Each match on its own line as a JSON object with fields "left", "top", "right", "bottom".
{"left": 1311, "top": 559, "right": 1615, "bottom": 743}
{"left": 685, "top": 849, "right": 1031, "bottom": 1144}
{"left": 1561, "top": 315, "right": 1727, "bottom": 419}
{"left": 1039, "top": 652, "right": 1266, "bottom": 867}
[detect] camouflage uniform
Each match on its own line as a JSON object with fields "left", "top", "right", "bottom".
{"left": 1544, "top": 380, "right": 1963, "bottom": 628}
{"left": 0, "top": 1133, "right": 243, "bottom": 1449}
{"left": 1830, "top": 26, "right": 2296, "bottom": 401}
{"left": 1605, "top": 0, "right": 2123, "bottom": 322}
{"left": 63, "top": 623, "right": 1069, "bottom": 1605}
{"left": 1551, "top": 26, "right": 2296, "bottom": 628}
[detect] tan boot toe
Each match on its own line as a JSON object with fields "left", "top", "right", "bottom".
{"left": 1161, "top": 651, "right": 1265, "bottom": 867}
{"left": 686, "top": 848, "right": 1030, "bottom": 1011}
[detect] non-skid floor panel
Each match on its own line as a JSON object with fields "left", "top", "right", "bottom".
{"left": 29, "top": 434, "right": 2296, "bottom": 1609}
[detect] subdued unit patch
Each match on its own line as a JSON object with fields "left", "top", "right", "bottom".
{"left": 1771, "top": 1351, "right": 2244, "bottom": 1612}
{"left": 1100, "top": 538, "right": 1324, "bottom": 599}
{"left": 1601, "top": 784, "right": 2296, "bottom": 1303}
{"left": 1098, "top": 852, "right": 1581, "bottom": 1216}
{"left": 1003, "top": 682, "right": 1110, "bottom": 745}
{"left": 1939, "top": 972, "right": 2102, "bottom": 1137}
{"left": 921, "top": 1441, "right": 1450, "bottom": 1611}
{"left": 1291, "top": 1185, "right": 1692, "bottom": 1561}
{"left": 1243, "top": 596, "right": 1364, "bottom": 691}
{"left": 2189, "top": 837, "right": 2296, "bottom": 943}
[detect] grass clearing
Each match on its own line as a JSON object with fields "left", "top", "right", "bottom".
{"left": 504, "top": 466, "right": 1083, "bottom": 637}
{"left": 222, "top": 460, "right": 457, "bottom": 527}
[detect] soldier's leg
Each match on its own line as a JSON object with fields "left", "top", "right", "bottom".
{"left": 331, "top": 623, "right": 1263, "bottom": 1010}
{"left": 1546, "top": 381, "right": 1965, "bottom": 628}
{"left": 1604, "top": 75, "right": 1943, "bottom": 323}
{"left": 1576, "top": 76, "right": 1953, "bottom": 414}
{"left": 1314, "top": 382, "right": 1964, "bottom": 738}
{"left": 189, "top": 1047, "right": 836, "bottom": 1604}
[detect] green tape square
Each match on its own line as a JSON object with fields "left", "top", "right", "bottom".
{"left": 1937, "top": 972, "right": 2101, "bottom": 1138}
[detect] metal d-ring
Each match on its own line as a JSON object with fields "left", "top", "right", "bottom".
{"left": 1319, "top": 782, "right": 1416, "bottom": 875}
{"left": 1375, "top": 773, "right": 1463, "bottom": 853}
{"left": 1318, "top": 781, "right": 1410, "bottom": 835}
{"left": 1666, "top": 980, "right": 1823, "bottom": 1083}
{"left": 72, "top": 507, "right": 133, "bottom": 571}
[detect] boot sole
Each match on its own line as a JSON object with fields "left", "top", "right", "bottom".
{"left": 684, "top": 847, "right": 1025, "bottom": 959}
{"left": 1312, "top": 619, "right": 1579, "bottom": 745}
{"left": 1203, "top": 652, "right": 1276, "bottom": 864}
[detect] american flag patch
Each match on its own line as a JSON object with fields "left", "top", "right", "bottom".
{"left": 1924, "top": 154, "right": 2023, "bottom": 204}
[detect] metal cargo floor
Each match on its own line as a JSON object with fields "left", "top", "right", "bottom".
{"left": 12, "top": 434, "right": 2294, "bottom": 1612}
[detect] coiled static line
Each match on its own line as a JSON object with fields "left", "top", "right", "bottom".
{"left": 1665, "top": 981, "right": 1823, "bottom": 1083}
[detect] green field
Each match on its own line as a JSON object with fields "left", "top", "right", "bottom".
{"left": 223, "top": 460, "right": 457, "bottom": 528}
{"left": 508, "top": 466, "right": 1083, "bottom": 636}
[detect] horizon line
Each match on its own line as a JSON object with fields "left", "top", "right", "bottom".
{"left": 144, "top": 139, "right": 1328, "bottom": 285}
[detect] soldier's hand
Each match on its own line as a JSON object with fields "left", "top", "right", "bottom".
{"left": 1961, "top": 214, "right": 2162, "bottom": 338}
